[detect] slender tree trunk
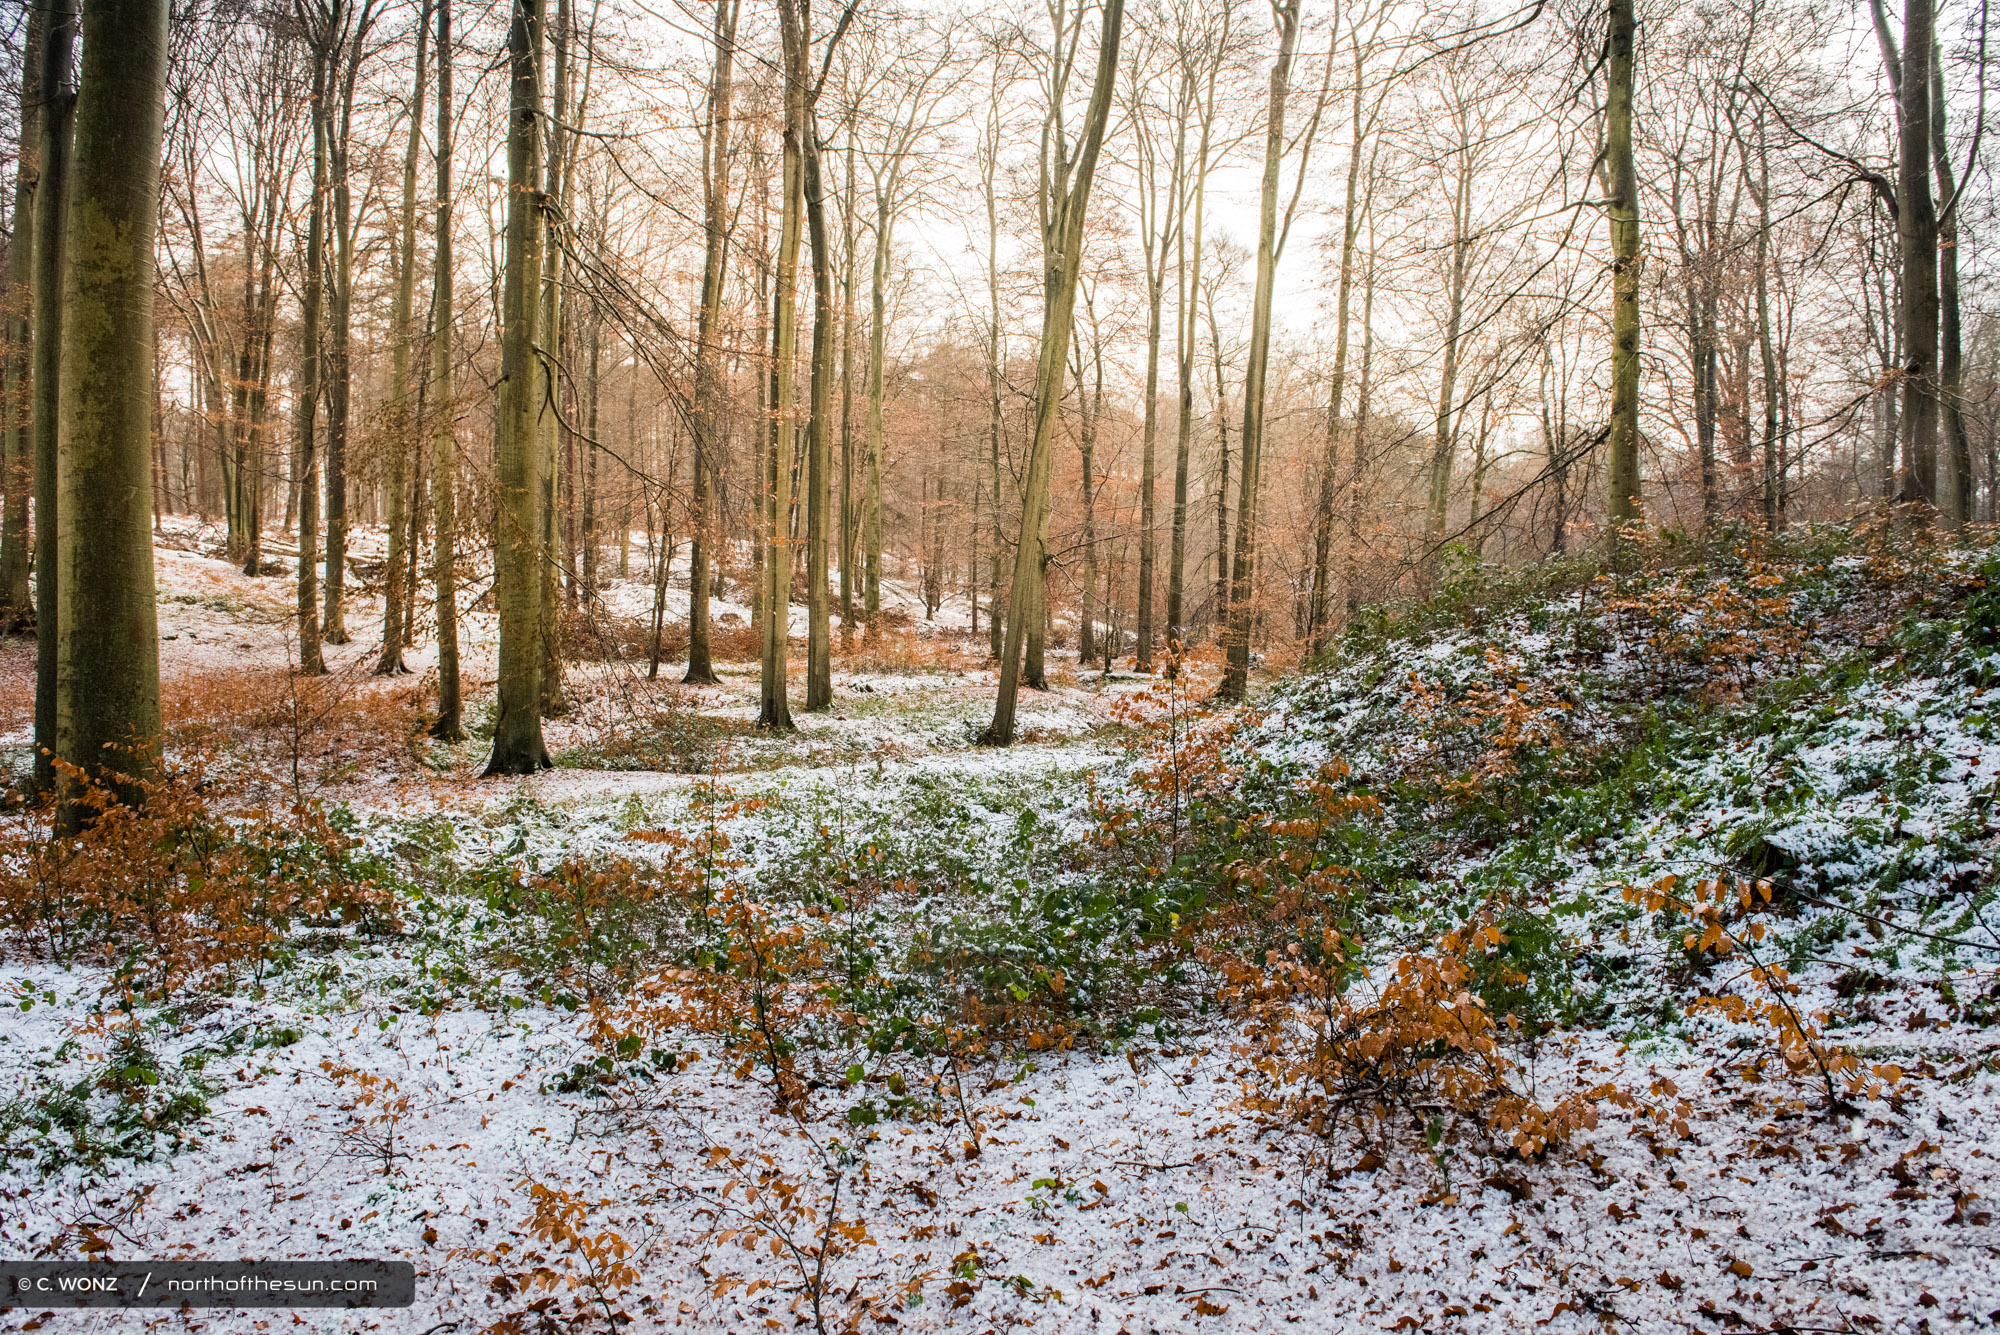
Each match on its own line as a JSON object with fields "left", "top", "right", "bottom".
{"left": 293, "top": 7, "right": 331, "bottom": 680}
{"left": 1425, "top": 132, "right": 1473, "bottom": 554}
{"left": 429, "top": 0, "right": 463, "bottom": 739}
{"left": 1219, "top": 0, "right": 1299, "bottom": 702}
{"left": 804, "top": 91, "right": 836, "bottom": 710}
{"left": 29, "top": 0, "right": 72, "bottom": 790}
{"left": 322, "top": 5, "right": 371, "bottom": 645}
{"left": 838, "top": 129, "right": 857, "bottom": 642}
{"left": 1209, "top": 291, "right": 1228, "bottom": 633}
{"left": 1307, "top": 65, "right": 1367, "bottom": 655}
{"left": 685, "top": 0, "right": 735, "bottom": 687}
{"left": 1167, "top": 144, "right": 1206, "bottom": 644}
{"left": 984, "top": 116, "right": 1004, "bottom": 661}
{"left": 1931, "top": 27, "right": 1970, "bottom": 524}
{"left": 1073, "top": 330, "right": 1098, "bottom": 665}
{"left": 1749, "top": 113, "right": 1780, "bottom": 531}
{"left": 761, "top": 0, "right": 807, "bottom": 731}
{"left": 984, "top": 0, "right": 1123, "bottom": 745}
{"left": 582, "top": 301, "right": 599, "bottom": 600}
{"left": 1343, "top": 246, "right": 1375, "bottom": 616}
{"left": 484, "top": 0, "right": 550, "bottom": 774}
{"left": 536, "top": 0, "right": 573, "bottom": 716}
{"left": 55, "top": 0, "right": 168, "bottom": 828}
{"left": 376, "top": 0, "right": 428, "bottom": 675}
{"left": 0, "top": 3, "right": 43, "bottom": 632}
{"left": 1603, "top": 0, "right": 1643, "bottom": 546}
{"left": 863, "top": 195, "right": 888, "bottom": 629}
{"left": 1897, "top": 0, "right": 1939, "bottom": 507}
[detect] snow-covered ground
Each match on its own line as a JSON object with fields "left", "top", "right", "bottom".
{"left": 2, "top": 528, "right": 1998, "bottom": 1333}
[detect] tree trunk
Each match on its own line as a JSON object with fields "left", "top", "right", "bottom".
{"left": 29, "top": 0, "right": 73, "bottom": 791}
{"left": 55, "top": 0, "right": 168, "bottom": 828}
{"left": 804, "top": 85, "right": 836, "bottom": 711}
{"left": 983, "top": 96, "right": 1005, "bottom": 661}
{"left": 582, "top": 300, "right": 599, "bottom": 600}
{"left": 376, "top": 0, "right": 428, "bottom": 676}
{"left": 1073, "top": 325, "right": 1099, "bottom": 666}
{"left": 1603, "top": 0, "right": 1644, "bottom": 544}
{"left": 536, "top": 0, "right": 573, "bottom": 717}
{"left": 863, "top": 194, "right": 888, "bottom": 629}
{"left": 1750, "top": 112, "right": 1780, "bottom": 531}
{"left": 429, "top": 0, "right": 463, "bottom": 739}
{"left": 685, "top": 0, "right": 736, "bottom": 686}
{"left": 0, "top": 1, "right": 43, "bottom": 633}
{"left": 484, "top": 0, "right": 550, "bottom": 775}
{"left": 322, "top": 2, "right": 373, "bottom": 645}
{"left": 761, "top": 0, "right": 807, "bottom": 732}
{"left": 1307, "top": 60, "right": 1367, "bottom": 655}
{"left": 1896, "top": 0, "right": 1939, "bottom": 507}
{"left": 292, "top": 3, "right": 330, "bottom": 681}
{"left": 1931, "top": 27, "right": 1970, "bottom": 524}
{"left": 984, "top": 0, "right": 1123, "bottom": 745}
{"left": 1219, "top": 0, "right": 1299, "bottom": 702}
{"left": 1209, "top": 288, "right": 1228, "bottom": 633}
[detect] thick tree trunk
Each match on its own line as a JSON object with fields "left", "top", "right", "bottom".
{"left": 484, "top": 0, "right": 550, "bottom": 774}
{"left": 55, "top": 0, "right": 168, "bottom": 829}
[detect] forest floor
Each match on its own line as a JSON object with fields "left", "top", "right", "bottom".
{"left": 1, "top": 519, "right": 1998, "bottom": 1334}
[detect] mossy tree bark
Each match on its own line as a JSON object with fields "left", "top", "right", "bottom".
{"left": 484, "top": 0, "right": 551, "bottom": 775}
{"left": 54, "top": 0, "right": 168, "bottom": 829}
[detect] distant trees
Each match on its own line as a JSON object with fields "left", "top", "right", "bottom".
{"left": 0, "top": 0, "right": 1992, "bottom": 787}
